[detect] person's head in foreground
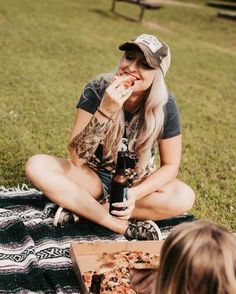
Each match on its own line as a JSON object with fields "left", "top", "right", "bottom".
{"left": 155, "top": 220, "right": 236, "bottom": 294}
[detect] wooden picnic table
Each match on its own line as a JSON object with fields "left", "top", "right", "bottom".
{"left": 111, "top": 0, "right": 162, "bottom": 22}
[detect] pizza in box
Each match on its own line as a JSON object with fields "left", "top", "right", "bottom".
{"left": 82, "top": 250, "right": 160, "bottom": 293}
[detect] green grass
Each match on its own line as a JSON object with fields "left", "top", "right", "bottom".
{"left": 0, "top": 0, "right": 235, "bottom": 230}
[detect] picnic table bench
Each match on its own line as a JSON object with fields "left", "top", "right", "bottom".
{"left": 206, "top": 1, "right": 236, "bottom": 21}
{"left": 206, "top": 0, "right": 236, "bottom": 10}
{"left": 111, "top": 0, "right": 162, "bottom": 22}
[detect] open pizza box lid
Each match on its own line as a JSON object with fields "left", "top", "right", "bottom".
{"left": 70, "top": 240, "right": 164, "bottom": 294}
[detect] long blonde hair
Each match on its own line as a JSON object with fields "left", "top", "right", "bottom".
{"left": 155, "top": 220, "right": 236, "bottom": 294}
{"left": 100, "top": 60, "right": 169, "bottom": 174}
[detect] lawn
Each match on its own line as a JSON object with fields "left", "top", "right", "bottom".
{"left": 0, "top": 0, "right": 235, "bottom": 230}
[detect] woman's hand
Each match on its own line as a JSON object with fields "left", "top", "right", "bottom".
{"left": 130, "top": 269, "right": 157, "bottom": 294}
{"left": 99, "top": 75, "right": 135, "bottom": 116}
{"left": 110, "top": 188, "right": 136, "bottom": 220}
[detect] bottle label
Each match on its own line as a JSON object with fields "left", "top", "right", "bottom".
{"left": 110, "top": 183, "right": 128, "bottom": 213}
{"left": 110, "top": 183, "right": 128, "bottom": 202}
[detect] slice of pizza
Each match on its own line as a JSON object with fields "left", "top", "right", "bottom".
{"left": 82, "top": 250, "right": 160, "bottom": 293}
{"left": 117, "top": 73, "right": 136, "bottom": 88}
{"left": 129, "top": 252, "right": 160, "bottom": 270}
{"left": 123, "top": 78, "right": 135, "bottom": 88}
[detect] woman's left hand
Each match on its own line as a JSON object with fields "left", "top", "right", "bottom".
{"left": 110, "top": 188, "right": 136, "bottom": 220}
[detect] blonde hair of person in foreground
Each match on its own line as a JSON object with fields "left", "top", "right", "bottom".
{"left": 131, "top": 220, "right": 236, "bottom": 294}
{"left": 155, "top": 220, "right": 236, "bottom": 294}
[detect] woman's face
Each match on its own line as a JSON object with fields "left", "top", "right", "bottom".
{"left": 117, "top": 49, "right": 157, "bottom": 94}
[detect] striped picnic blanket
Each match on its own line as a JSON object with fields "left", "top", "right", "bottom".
{"left": 0, "top": 185, "right": 124, "bottom": 293}
{"left": 0, "top": 185, "right": 195, "bottom": 293}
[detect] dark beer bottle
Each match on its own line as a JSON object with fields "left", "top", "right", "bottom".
{"left": 109, "top": 151, "right": 128, "bottom": 215}
{"left": 89, "top": 273, "right": 101, "bottom": 294}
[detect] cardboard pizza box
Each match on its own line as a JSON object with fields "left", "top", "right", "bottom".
{"left": 70, "top": 240, "right": 164, "bottom": 294}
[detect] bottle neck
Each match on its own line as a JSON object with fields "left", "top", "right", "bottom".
{"left": 116, "top": 151, "right": 126, "bottom": 172}
{"left": 89, "top": 274, "right": 101, "bottom": 294}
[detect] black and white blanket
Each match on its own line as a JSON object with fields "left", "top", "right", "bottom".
{"left": 0, "top": 185, "right": 195, "bottom": 293}
{"left": 0, "top": 186, "right": 124, "bottom": 293}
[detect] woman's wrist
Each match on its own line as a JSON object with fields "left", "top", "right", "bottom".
{"left": 96, "top": 107, "right": 114, "bottom": 122}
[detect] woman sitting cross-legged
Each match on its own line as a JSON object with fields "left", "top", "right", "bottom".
{"left": 25, "top": 34, "right": 195, "bottom": 240}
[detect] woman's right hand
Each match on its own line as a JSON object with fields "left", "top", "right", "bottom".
{"left": 110, "top": 187, "right": 136, "bottom": 220}
{"left": 99, "top": 75, "right": 135, "bottom": 116}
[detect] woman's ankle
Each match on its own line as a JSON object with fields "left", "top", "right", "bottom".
{"left": 100, "top": 212, "right": 128, "bottom": 234}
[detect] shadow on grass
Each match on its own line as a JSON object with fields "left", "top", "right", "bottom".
{"left": 90, "top": 8, "right": 138, "bottom": 23}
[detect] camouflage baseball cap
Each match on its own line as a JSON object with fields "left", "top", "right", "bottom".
{"left": 119, "top": 34, "right": 170, "bottom": 76}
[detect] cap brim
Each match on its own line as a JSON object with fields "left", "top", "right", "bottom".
{"left": 119, "top": 42, "right": 159, "bottom": 69}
